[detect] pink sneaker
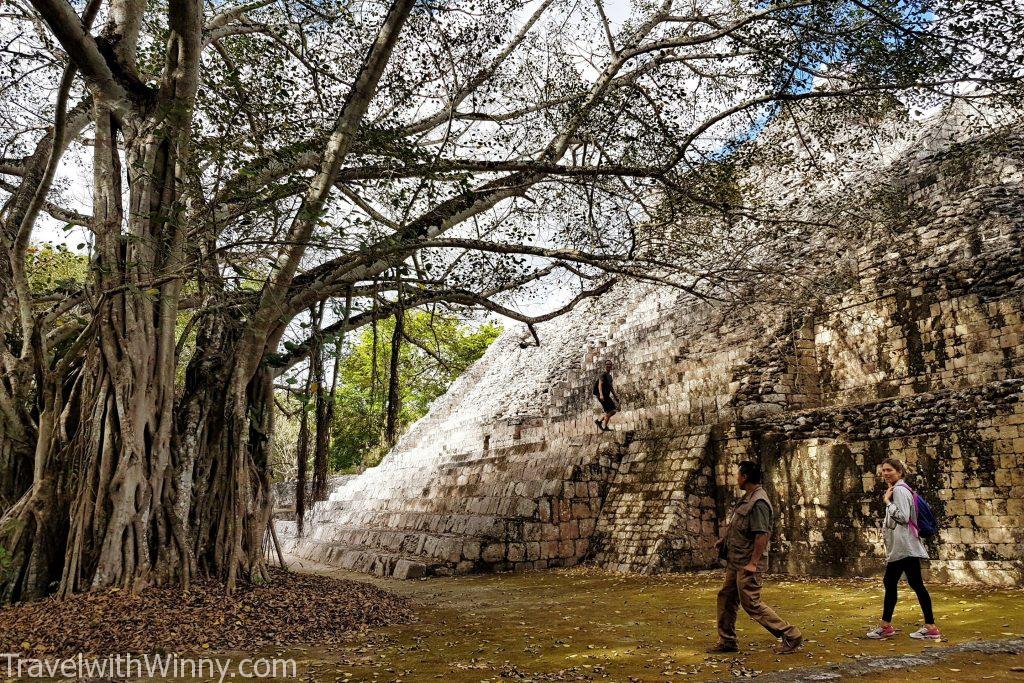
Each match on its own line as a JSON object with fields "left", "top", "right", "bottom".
{"left": 866, "top": 625, "right": 896, "bottom": 639}
{"left": 909, "top": 626, "right": 942, "bottom": 641}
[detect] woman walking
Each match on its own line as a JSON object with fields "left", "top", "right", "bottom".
{"left": 865, "top": 457, "right": 941, "bottom": 641}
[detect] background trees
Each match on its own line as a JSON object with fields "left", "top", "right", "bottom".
{"left": 322, "top": 312, "right": 500, "bottom": 472}
{"left": 275, "top": 310, "right": 499, "bottom": 532}
{"left": 1, "top": 0, "right": 1021, "bottom": 601}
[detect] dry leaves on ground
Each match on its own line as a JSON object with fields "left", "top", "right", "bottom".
{"left": 0, "top": 568, "right": 412, "bottom": 657}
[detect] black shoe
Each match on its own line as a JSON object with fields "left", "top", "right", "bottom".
{"left": 595, "top": 419, "right": 603, "bottom": 431}
{"left": 705, "top": 643, "right": 739, "bottom": 654}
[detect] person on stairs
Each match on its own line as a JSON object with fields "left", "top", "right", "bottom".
{"left": 707, "top": 461, "right": 804, "bottom": 655}
{"left": 593, "top": 360, "right": 618, "bottom": 432}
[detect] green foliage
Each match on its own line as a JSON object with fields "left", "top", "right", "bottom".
{"left": 25, "top": 243, "right": 88, "bottom": 296}
{"left": 278, "top": 312, "right": 500, "bottom": 473}
{"left": 329, "top": 312, "right": 500, "bottom": 470}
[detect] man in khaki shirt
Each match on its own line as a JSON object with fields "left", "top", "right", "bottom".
{"left": 707, "top": 461, "right": 803, "bottom": 655}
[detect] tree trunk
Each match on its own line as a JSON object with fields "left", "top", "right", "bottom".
{"left": 0, "top": 439, "right": 33, "bottom": 516}
{"left": 0, "top": 97, "right": 92, "bottom": 518}
{"left": 0, "top": 103, "right": 193, "bottom": 600}
{"left": 294, "top": 365, "right": 311, "bottom": 536}
{"left": 205, "top": 370, "right": 274, "bottom": 588}
{"left": 57, "top": 102, "right": 192, "bottom": 596}
{"left": 294, "top": 426, "right": 308, "bottom": 535}
{"left": 385, "top": 308, "right": 404, "bottom": 448}
{"left": 312, "top": 302, "right": 329, "bottom": 503}
{"left": 179, "top": 330, "right": 273, "bottom": 586}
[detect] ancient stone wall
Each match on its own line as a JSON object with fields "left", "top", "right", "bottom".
{"left": 278, "top": 122, "right": 1024, "bottom": 586}
{"left": 715, "top": 140, "right": 1024, "bottom": 585}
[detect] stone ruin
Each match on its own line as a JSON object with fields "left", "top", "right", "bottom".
{"left": 278, "top": 112, "right": 1024, "bottom": 586}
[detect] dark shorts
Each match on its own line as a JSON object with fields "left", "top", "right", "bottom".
{"left": 596, "top": 396, "right": 618, "bottom": 413}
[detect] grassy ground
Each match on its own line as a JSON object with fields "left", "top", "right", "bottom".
{"left": 281, "top": 559, "right": 1024, "bottom": 683}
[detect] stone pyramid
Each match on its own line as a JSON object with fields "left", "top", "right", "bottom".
{"left": 279, "top": 111, "right": 1024, "bottom": 586}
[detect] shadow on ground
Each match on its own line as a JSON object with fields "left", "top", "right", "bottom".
{"left": 268, "top": 559, "right": 1024, "bottom": 683}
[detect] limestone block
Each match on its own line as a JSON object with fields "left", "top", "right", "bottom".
{"left": 515, "top": 497, "right": 538, "bottom": 518}
{"left": 974, "top": 515, "right": 998, "bottom": 529}
{"left": 481, "top": 544, "right": 506, "bottom": 563}
{"left": 392, "top": 559, "right": 427, "bottom": 580}
{"left": 988, "top": 528, "right": 1015, "bottom": 544}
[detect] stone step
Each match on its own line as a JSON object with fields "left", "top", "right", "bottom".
{"left": 313, "top": 491, "right": 554, "bottom": 515}
{"left": 302, "top": 515, "right": 506, "bottom": 538}
{"left": 308, "top": 524, "right": 495, "bottom": 545}
{"left": 281, "top": 519, "right": 499, "bottom": 565}
{"left": 289, "top": 537, "right": 437, "bottom": 579}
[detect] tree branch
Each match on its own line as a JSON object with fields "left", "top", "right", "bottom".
{"left": 28, "top": 0, "right": 141, "bottom": 114}
{"left": 272, "top": 277, "right": 616, "bottom": 373}
{"left": 236, "top": 0, "right": 418, "bottom": 381}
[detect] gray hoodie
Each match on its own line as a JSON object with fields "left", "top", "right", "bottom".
{"left": 883, "top": 480, "right": 929, "bottom": 563}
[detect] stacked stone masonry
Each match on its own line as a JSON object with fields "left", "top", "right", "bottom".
{"left": 279, "top": 119, "right": 1024, "bottom": 586}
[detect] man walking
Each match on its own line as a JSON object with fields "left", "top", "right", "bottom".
{"left": 593, "top": 360, "right": 618, "bottom": 432}
{"left": 707, "top": 461, "right": 803, "bottom": 655}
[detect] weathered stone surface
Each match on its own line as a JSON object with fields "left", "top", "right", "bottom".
{"left": 279, "top": 114, "right": 1024, "bottom": 585}
{"left": 392, "top": 559, "right": 427, "bottom": 580}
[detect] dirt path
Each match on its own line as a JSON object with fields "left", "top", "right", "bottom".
{"left": 284, "top": 557, "right": 1024, "bottom": 682}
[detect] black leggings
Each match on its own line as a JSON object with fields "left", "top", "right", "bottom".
{"left": 882, "top": 557, "right": 934, "bottom": 624}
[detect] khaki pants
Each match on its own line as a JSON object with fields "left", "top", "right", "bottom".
{"left": 717, "top": 568, "right": 801, "bottom": 646}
